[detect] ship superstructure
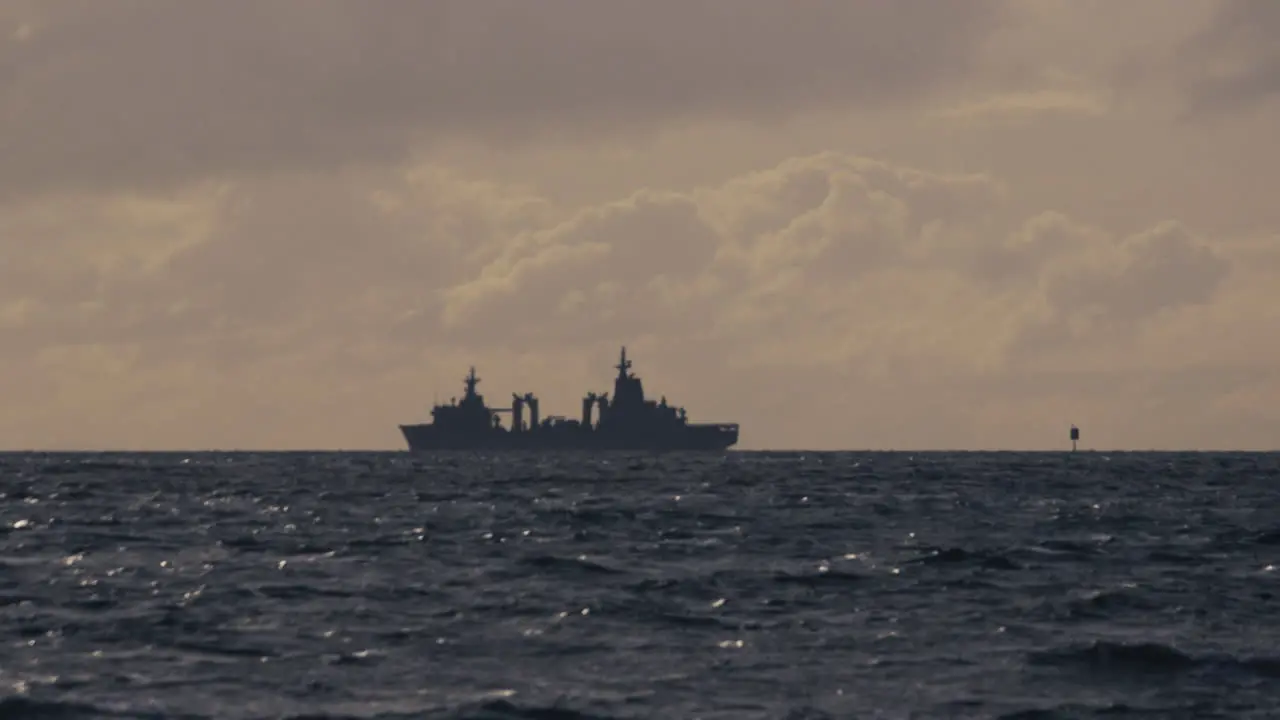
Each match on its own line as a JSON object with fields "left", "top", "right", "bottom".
{"left": 398, "top": 347, "right": 739, "bottom": 451}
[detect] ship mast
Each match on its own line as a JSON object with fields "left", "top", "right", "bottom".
{"left": 615, "top": 346, "right": 632, "bottom": 378}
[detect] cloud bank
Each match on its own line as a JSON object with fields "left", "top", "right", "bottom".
{"left": 2, "top": 0, "right": 1278, "bottom": 450}
{"left": 3, "top": 148, "right": 1272, "bottom": 450}
{"left": 0, "top": 0, "right": 1001, "bottom": 198}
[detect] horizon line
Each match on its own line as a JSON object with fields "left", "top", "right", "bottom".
{"left": 2, "top": 447, "right": 1278, "bottom": 454}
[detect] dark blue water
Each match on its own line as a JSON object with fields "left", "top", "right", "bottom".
{"left": 0, "top": 451, "right": 1276, "bottom": 719}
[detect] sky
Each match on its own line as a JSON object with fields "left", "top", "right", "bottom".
{"left": 2, "top": 0, "right": 1278, "bottom": 451}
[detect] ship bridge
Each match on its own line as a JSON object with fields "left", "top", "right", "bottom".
{"left": 429, "top": 366, "right": 502, "bottom": 431}
{"left": 596, "top": 346, "right": 697, "bottom": 432}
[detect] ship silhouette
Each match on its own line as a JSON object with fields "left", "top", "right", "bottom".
{"left": 399, "top": 346, "right": 739, "bottom": 451}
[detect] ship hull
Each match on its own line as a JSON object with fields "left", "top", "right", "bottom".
{"left": 399, "top": 423, "right": 738, "bottom": 452}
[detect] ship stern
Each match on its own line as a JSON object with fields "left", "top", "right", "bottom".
{"left": 687, "top": 422, "right": 739, "bottom": 451}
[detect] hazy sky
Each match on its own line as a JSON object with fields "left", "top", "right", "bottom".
{"left": 3, "top": 0, "right": 1278, "bottom": 451}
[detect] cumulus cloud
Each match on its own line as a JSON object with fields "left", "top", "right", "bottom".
{"left": 1007, "top": 219, "right": 1233, "bottom": 363}
{"left": 430, "top": 153, "right": 1014, "bottom": 357}
{"left": 0, "top": 0, "right": 1003, "bottom": 199}
{"left": 7, "top": 142, "right": 1271, "bottom": 450}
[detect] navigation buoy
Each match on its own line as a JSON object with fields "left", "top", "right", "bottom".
{"left": 1070, "top": 424, "right": 1080, "bottom": 452}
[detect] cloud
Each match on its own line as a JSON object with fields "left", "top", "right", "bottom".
{"left": 1176, "top": 0, "right": 1280, "bottom": 116}
{"left": 0, "top": 0, "right": 1004, "bottom": 199}
{"left": 939, "top": 88, "right": 1109, "bottom": 124}
{"left": 1007, "top": 219, "right": 1233, "bottom": 362}
{"left": 0, "top": 165, "right": 533, "bottom": 383}
{"left": 437, "top": 188, "right": 721, "bottom": 346}
{"left": 2, "top": 142, "right": 1275, "bottom": 450}
{"left": 432, "top": 153, "right": 1013, "bottom": 357}
{"left": 0, "top": 185, "right": 224, "bottom": 359}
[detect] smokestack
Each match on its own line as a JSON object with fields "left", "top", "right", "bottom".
{"left": 512, "top": 394, "right": 524, "bottom": 432}
{"left": 527, "top": 394, "right": 540, "bottom": 430}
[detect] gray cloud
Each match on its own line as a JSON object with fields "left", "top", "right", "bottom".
{"left": 1046, "top": 222, "right": 1229, "bottom": 325}
{"left": 1177, "top": 0, "right": 1280, "bottom": 116}
{"left": 0, "top": 0, "right": 1003, "bottom": 199}
{"left": 1012, "top": 221, "right": 1232, "bottom": 355}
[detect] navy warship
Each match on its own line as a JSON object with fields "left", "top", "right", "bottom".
{"left": 399, "top": 347, "right": 739, "bottom": 451}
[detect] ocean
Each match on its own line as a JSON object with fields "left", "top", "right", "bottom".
{"left": 0, "top": 451, "right": 1276, "bottom": 719}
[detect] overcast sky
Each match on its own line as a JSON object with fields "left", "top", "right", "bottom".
{"left": 3, "top": 0, "right": 1278, "bottom": 450}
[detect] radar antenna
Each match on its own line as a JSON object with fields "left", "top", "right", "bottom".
{"left": 615, "top": 346, "right": 632, "bottom": 378}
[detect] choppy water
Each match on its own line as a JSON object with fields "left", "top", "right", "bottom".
{"left": 0, "top": 451, "right": 1277, "bottom": 719}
